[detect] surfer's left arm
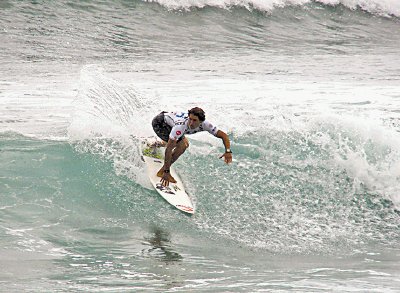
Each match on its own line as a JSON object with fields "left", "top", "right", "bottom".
{"left": 216, "top": 130, "right": 232, "bottom": 164}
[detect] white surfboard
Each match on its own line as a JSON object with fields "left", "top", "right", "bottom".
{"left": 141, "top": 139, "right": 195, "bottom": 214}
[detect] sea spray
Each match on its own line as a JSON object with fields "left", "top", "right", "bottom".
{"left": 68, "top": 65, "right": 156, "bottom": 188}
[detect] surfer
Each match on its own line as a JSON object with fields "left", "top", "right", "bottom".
{"left": 152, "top": 107, "right": 232, "bottom": 186}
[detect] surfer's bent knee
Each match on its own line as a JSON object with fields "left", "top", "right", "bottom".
{"left": 176, "top": 137, "right": 189, "bottom": 151}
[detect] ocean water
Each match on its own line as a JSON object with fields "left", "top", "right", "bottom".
{"left": 1, "top": 0, "right": 400, "bottom": 291}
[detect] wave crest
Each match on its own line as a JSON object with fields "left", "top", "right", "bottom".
{"left": 143, "top": 0, "right": 400, "bottom": 17}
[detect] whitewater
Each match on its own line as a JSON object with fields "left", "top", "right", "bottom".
{"left": 1, "top": 0, "right": 400, "bottom": 291}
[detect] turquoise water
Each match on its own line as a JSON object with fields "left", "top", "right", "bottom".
{"left": 1, "top": 0, "right": 400, "bottom": 291}
{"left": 1, "top": 132, "right": 400, "bottom": 291}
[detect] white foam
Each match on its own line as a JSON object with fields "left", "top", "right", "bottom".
{"left": 144, "top": 0, "right": 400, "bottom": 17}
{"left": 323, "top": 114, "right": 400, "bottom": 207}
{"left": 68, "top": 65, "right": 157, "bottom": 187}
{"left": 67, "top": 65, "right": 400, "bottom": 209}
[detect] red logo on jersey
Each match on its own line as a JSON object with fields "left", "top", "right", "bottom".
{"left": 176, "top": 130, "right": 182, "bottom": 135}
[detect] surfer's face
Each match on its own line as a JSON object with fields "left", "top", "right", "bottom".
{"left": 188, "top": 114, "right": 201, "bottom": 129}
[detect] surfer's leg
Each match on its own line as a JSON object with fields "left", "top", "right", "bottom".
{"left": 156, "top": 137, "right": 188, "bottom": 180}
{"left": 171, "top": 137, "right": 189, "bottom": 164}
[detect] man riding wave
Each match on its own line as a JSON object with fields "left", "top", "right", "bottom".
{"left": 152, "top": 107, "right": 232, "bottom": 186}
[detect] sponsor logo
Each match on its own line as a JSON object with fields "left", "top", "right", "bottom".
{"left": 156, "top": 183, "right": 175, "bottom": 195}
{"left": 172, "top": 185, "right": 181, "bottom": 191}
{"left": 175, "top": 112, "right": 186, "bottom": 118}
{"left": 176, "top": 205, "right": 194, "bottom": 212}
{"left": 176, "top": 130, "right": 182, "bottom": 135}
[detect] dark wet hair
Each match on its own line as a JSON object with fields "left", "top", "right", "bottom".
{"left": 188, "top": 107, "right": 205, "bottom": 121}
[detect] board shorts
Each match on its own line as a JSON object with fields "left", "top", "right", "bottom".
{"left": 152, "top": 112, "right": 185, "bottom": 142}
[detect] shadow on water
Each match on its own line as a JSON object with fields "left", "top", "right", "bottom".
{"left": 142, "top": 226, "right": 183, "bottom": 263}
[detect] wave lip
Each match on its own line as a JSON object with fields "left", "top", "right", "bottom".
{"left": 143, "top": 0, "right": 400, "bottom": 17}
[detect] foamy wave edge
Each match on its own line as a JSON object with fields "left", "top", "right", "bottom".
{"left": 143, "top": 0, "right": 400, "bottom": 17}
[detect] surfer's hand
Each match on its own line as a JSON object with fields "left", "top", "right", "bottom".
{"left": 220, "top": 152, "right": 232, "bottom": 164}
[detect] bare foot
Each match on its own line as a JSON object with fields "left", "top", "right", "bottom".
{"left": 151, "top": 141, "right": 167, "bottom": 148}
{"left": 157, "top": 168, "right": 164, "bottom": 177}
{"left": 157, "top": 167, "right": 177, "bottom": 183}
{"left": 164, "top": 173, "right": 177, "bottom": 184}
